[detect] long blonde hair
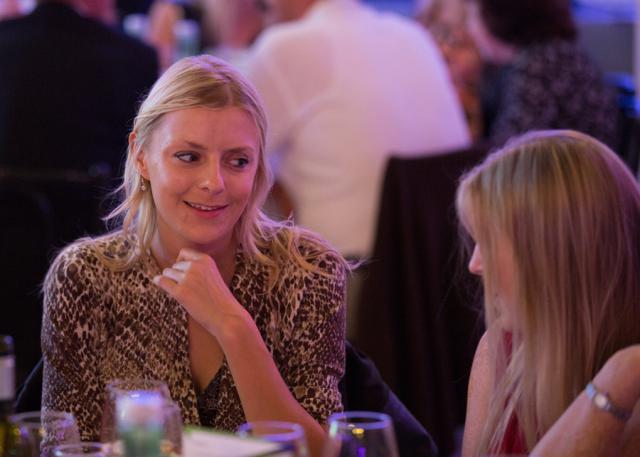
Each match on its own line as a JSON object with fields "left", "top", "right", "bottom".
{"left": 106, "top": 55, "right": 346, "bottom": 287}
{"left": 456, "top": 130, "right": 640, "bottom": 454}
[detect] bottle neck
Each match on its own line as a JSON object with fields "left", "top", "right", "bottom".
{"left": 0, "top": 336, "right": 16, "bottom": 420}
{"left": 0, "top": 354, "right": 15, "bottom": 419}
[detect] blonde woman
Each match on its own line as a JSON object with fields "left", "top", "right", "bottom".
{"left": 42, "top": 55, "right": 347, "bottom": 457}
{"left": 457, "top": 130, "right": 640, "bottom": 456}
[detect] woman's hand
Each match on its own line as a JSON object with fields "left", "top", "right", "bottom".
{"left": 152, "top": 248, "right": 249, "bottom": 336}
{"left": 593, "top": 345, "right": 640, "bottom": 412}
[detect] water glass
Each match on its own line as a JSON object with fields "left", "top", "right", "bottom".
{"left": 324, "top": 411, "right": 399, "bottom": 457}
{"left": 52, "top": 442, "right": 109, "bottom": 457}
{"left": 10, "top": 410, "right": 81, "bottom": 457}
{"left": 237, "top": 421, "right": 309, "bottom": 457}
{"left": 100, "top": 379, "right": 171, "bottom": 444}
{"left": 174, "top": 20, "right": 200, "bottom": 61}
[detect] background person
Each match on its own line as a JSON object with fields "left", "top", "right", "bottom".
{"left": 0, "top": 0, "right": 25, "bottom": 20}
{"left": 467, "top": 0, "right": 619, "bottom": 148}
{"left": 201, "top": 0, "right": 265, "bottom": 71}
{"left": 42, "top": 55, "right": 348, "bottom": 457}
{"left": 0, "top": 0, "right": 158, "bottom": 384}
{"left": 0, "top": 0, "right": 158, "bottom": 177}
{"left": 417, "top": 0, "right": 484, "bottom": 141}
{"left": 143, "top": 0, "right": 264, "bottom": 72}
{"left": 457, "top": 130, "right": 640, "bottom": 456}
{"left": 245, "top": 0, "right": 470, "bottom": 261}
{"left": 245, "top": 0, "right": 470, "bottom": 335}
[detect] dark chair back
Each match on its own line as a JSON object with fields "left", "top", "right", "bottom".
{"left": 352, "top": 144, "right": 489, "bottom": 456}
{"left": 0, "top": 185, "right": 53, "bottom": 385}
{"left": 608, "top": 73, "right": 640, "bottom": 175}
{"left": 0, "top": 168, "right": 112, "bottom": 385}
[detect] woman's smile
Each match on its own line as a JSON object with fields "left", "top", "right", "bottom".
{"left": 184, "top": 200, "right": 230, "bottom": 218}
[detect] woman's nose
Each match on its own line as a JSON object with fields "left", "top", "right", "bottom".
{"left": 199, "top": 161, "right": 224, "bottom": 193}
{"left": 468, "top": 244, "right": 483, "bottom": 276}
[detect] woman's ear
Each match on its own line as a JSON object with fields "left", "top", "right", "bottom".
{"left": 130, "top": 131, "right": 149, "bottom": 180}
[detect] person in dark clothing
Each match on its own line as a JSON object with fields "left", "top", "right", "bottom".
{"left": 468, "top": 0, "right": 618, "bottom": 149}
{"left": 0, "top": 0, "right": 158, "bottom": 387}
{"left": 0, "top": 0, "right": 158, "bottom": 177}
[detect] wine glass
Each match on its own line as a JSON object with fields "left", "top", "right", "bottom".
{"left": 237, "top": 421, "right": 309, "bottom": 457}
{"left": 2, "top": 417, "right": 32, "bottom": 457}
{"left": 99, "top": 379, "right": 171, "bottom": 445}
{"left": 323, "top": 411, "right": 399, "bottom": 457}
{"left": 10, "top": 410, "right": 81, "bottom": 457}
{"left": 52, "top": 442, "right": 109, "bottom": 457}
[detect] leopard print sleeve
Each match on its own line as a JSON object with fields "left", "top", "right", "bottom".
{"left": 281, "top": 243, "right": 347, "bottom": 424}
{"left": 41, "top": 241, "right": 110, "bottom": 441}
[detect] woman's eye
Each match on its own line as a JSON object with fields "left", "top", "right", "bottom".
{"left": 175, "top": 152, "right": 198, "bottom": 163}
{"left": 230, "top": 157, "right": 250, "bottom": 168}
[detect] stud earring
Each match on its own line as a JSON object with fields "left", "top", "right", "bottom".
{"left": 140, "top": 177, "right": 147, "bottom": 192}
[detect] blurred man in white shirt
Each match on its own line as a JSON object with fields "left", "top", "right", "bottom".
{"left": 246, "top": 0, "right": 470, "bottom": 259}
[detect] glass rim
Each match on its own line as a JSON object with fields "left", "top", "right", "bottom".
{"left": 328, "top": 411, "right": 392, "bottom": 430}
{"left": 52, "top": 442, "right": 107, "bottom": 456}
{"left": 10, "top": 410, "right": 76, "bottom": 427}
{"left": 237, "top": 420, "right": 305, "bottom": 442}
{"left": 52, "top": 442, "right": 105, "bottom": 450}
{"left": 106, "top": 378, "right": 169, "bottom": 389}
{"left": 105, "top": 379, "right": 171, "bottom": 400}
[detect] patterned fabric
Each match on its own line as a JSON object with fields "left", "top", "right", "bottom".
{"left": 42, "top": 230, "right": 346, "bottom": 441}
{"left": 491, "top": 40, "right": 619, "bottom": 148}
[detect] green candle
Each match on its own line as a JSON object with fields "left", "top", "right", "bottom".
{"left": 116, "top": 391, "right": 164, "bottom": 457}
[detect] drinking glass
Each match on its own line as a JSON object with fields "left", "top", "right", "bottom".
{"left": 323, "top": 411, "right": 399, "bottom": 457}
{"left": 99, "top": 379, "right": 171, "bottom": 445}
{"left": 2, "top": 419, "right": 32, "bottom": 457}
{"left": 159, "top": 400, "right": 183, "bottom": 456}
{"left": 52, "top": 442, "right": 109, "bottom": 457}
{"left": 10, "top": 410, "right": 81, "bottom": 457}
{"left": 237, "top": 421, "right": 309, "bottom": 457}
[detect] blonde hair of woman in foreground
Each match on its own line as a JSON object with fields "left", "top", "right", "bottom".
{"left": 457, "top": 130, "right": 640, "bottom": 456}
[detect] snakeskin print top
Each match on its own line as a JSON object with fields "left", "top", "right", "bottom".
{"left": 42, "top": 230, "right": 346, "bottom": 441}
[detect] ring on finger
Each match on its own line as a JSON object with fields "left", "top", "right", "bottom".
{"left": 172, "top": 261, "right": 190, "bottom": 272}
{"left": 163, "top": 267, "right": 185, "bottom": 283}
